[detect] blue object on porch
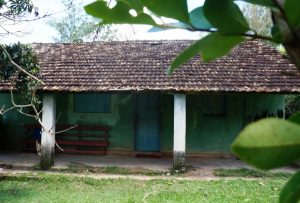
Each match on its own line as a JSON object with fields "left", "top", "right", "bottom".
{"left": 135, "top": 94, "right": 160, "bottom": 152}
{"left": 33, "top": 128, "right": 41, "bottom": 142}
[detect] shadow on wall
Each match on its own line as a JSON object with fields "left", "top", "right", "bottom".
{"left": 0, "top": 115, "right": 7, "bottom": 150}
{"left": 246, "top": 109, "right": 284, "bottom": 124}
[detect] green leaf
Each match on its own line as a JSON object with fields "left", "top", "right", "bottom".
{"left": 288, "top": 112, "right": 300, "bottom": 125}
{"left": 235, "top": 0, "right": 275, "bottom": 7}
{"left": 141, "top": 0, "right": 190, "bottom": 24}
{"left": 148, "top": 22, "right": 191, "bottom": 32}
{"left": 271, "top": 25, "right": 283, "bottom": 43}
{"left": 232, "top": 118, "right": 300, "bottom": 170}
{"left": 199, "top": 33, "right": 245, "bottom": 62}
{"left": 167, "top": 39, "right": 203, "bottom": 75}
{"left": 203, "top": 0, "right": 249, "bottom": 34}
{"left": 189, "top": 7, "right": 213, "bottom": 29}
{"left": 285, "top": 0, "right": 300, "bottom": 29}
{"left": 168, "top": 33, "right": 244, "bottom": 74}
{"left": 84, "top": 1, "right": 156, "bottom": 25}
{"left": 124, "top": 0, "right": 144, "bottom": 12}
{"left": 280, "top": 170, "right": 300, "bottom": 203}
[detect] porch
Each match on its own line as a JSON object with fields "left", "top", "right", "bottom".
{"left": 0, "top": 92, "right": 285, "bottom": 170}
{"left": 0, "top": 152, "right": 297, "bottom": 178}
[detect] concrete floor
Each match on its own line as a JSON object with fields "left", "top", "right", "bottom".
{"left": 0, "top": 152, "right": 258, "bottom": 172}
{"left": 0, "top": 152, "right": 298, "bottom": 174}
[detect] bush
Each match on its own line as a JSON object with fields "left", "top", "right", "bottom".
{"left": 285, "top": 95, "right": 300, "bottom": 118}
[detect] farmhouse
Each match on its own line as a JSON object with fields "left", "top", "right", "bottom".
{"left": 0, "top": 40, "right": 299, "bottom": 170}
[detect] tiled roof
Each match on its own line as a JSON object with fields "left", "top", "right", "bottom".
{"left": 2, "top": 40, "right": 300, "bottom": 93}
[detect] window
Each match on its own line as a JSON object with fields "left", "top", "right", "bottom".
{"left": 74, "top": 93, "right": 111, "bottom": 113}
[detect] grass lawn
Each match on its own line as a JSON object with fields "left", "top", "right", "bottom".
{"left": 0, "top": 172, "right": 288, "bottom": 203}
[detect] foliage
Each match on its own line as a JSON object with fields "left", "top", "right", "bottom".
{"left": 285, "top": 95, "right": 300, "bottom": 118}
{"left": 0, "top": 0, "right": 38, "bottom": 36}
{"left": 0, "top": 0, "right": 37, "bottom": 16}
{"left": 84, "top": 0, "right": 300, "bottom": 202}
{"left": 47, "top": 0, "right": 117, "bottom": 43}
{"left": 232, "top": 118, "right": 300, "bottom": 169}
{"left": 241, "top": 2, "right": 272, "bottom": 36}
{"left": 0, "top": 0, "right": 37, "bottom": 142}
{"left": 0, "top": 43, "right": 40, "bottom": 106}
{"left": 280, "top": 171, "right": 300, "bottom": 203}
{"left": 0, "top": 1, "right": 41, "bottom": 110}
{"left": 84, "top": 0, "right": 300, "bottom": 71}
{"left": 231, "top": 116, "right": 300, "bottom": 202}
{"left": 0, "top": 173, "right": 288, "bottom": 202}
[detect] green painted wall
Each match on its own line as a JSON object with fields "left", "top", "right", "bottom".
{"left": 0, "top": 93, "right": 37, "bottom": 150}
{"left": 56, "top": 93, "right": 135, "bottom": 151}
{"left": 0, "top": 92, "right": 285, "bottom": 154}
{"left": 186, "top": 95, "right": 243, "bottom": 153}
{"left": 160, "top": 93, "right": 284, "bottom": 153}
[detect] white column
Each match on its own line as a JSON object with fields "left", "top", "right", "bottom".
{"left": 173, "top": 94, "right": 186, "bottom": 172}
{"left": 40, "top": 94, "right": 56, "bottom": 170}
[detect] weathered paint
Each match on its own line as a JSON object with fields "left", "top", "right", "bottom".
{"left": 40, "top": 94, "right": 56, "bottom": 169}
{"left": 173, "top": 151, "right": 185, "bottom": 172}
{"left": 173, "top": 94, "right": 186, "bottom": 171}
{"left": 0, "top": 92, "right": 285, "bottom": 155}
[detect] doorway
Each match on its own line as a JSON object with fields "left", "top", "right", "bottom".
{"left": 135, "top": 93, "right": 160, "bottom": 152}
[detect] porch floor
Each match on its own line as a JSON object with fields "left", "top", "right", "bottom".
{"left": 0, "top": 152, "right": 250, "bottom": 171}
{"left": 0, "top": 152, "right": 297, "bottom": 174}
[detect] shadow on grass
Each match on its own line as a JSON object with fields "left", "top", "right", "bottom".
{"left": 214, "top": 168, "right": 292, "bottom": 178}
{"left": 0, "top": 176, "right": 35, "bottom": 202}
{"left": 0, "top": 188, "right": 33, "bottom": 201}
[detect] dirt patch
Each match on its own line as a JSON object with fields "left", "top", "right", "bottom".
{"left": 12, "top": 162, "right": 169, "bottom": 176}
{"left": 0, "top": 162, "right": 219, "bottom": 180}
{"left": 182, "top": 167, "right": 216, "bottom": 179}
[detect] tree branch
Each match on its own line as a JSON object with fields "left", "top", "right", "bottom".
{"left": 272, "top": 0, "right": 285, "bottom": 15}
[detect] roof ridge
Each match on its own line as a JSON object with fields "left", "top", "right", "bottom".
{"left": 32, "top": 40, "right": 197, "bottom": 45}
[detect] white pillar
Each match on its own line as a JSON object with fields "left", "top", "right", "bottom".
{"left": 173, "top": 94, "right": 186, "bottom": 172}
{"left": 40, "top": 94, "right": 56, "bottom": 170}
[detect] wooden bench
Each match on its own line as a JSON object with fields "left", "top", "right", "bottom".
{"left": 23, "top": 124, "right": 110, "bottom": 155}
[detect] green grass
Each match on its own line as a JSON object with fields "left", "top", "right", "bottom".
{"left": 214, "top": 168, "right": 293, "bottom": 178}
{"left": 0, "top": 172, "right": 288, "bottom": 203}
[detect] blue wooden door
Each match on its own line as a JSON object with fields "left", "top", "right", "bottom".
{"left": 135, "top": 94, "right": 160, "bottom": 152}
